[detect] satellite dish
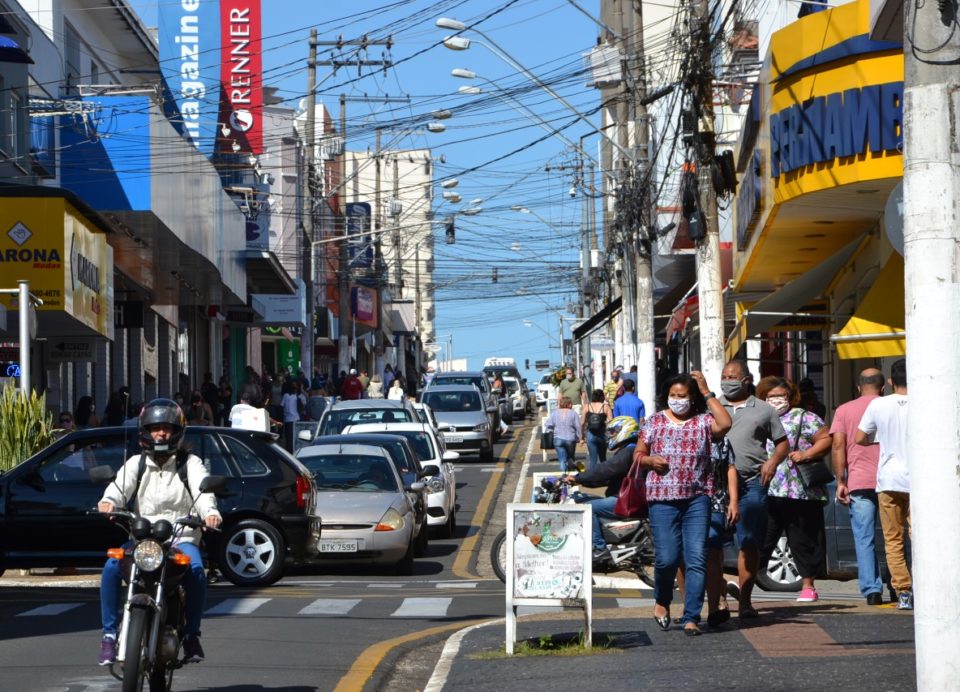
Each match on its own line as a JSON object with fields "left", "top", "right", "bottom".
{"left": 884, "top": 180, "right": 903, "bottom": 256}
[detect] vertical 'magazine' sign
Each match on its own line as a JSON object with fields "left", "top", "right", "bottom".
{"left": 219, "top": 0, "right": 263, "bottom": 154}
{"left": 158, "top": 0, "right": 222, "bottom": 156}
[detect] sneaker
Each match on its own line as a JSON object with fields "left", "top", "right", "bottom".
{"left": 592, "top": 547, "right": 611, "bottom": 563}
{"left": 182, "top": 636, "right": 205, "bottom": 663}
{"left": 897, "top": 591, "right": 913, "bottom": 610}
{"left": 725, "top": 580, "right": 741, "bottom": 601}
{"left": 866, "top": 592, "right": 883, "bottom": 606}
{"left": 98, "top": 634, "right": 117, "bottom": 666}
{"left": 796, "top": 587, "right": 819, "bottom": 603}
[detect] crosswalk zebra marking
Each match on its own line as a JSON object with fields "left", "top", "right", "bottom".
{"left": 616, "top": 597, "right": 655, "bottom": 609}
{"left": 436, "top": 582, "right": 478, "bottom": 589}
{"left": 17, "top": 602, "right": 84, "bottom": 617}
{"left": 391, "top": 597, "right": 452, "bottom": 618}
{"left": 205, "top": 597, "right": 271, "bottom": 615}
{"left": 298, "top": 598, "right": 362, "bottom": 616}
{"left": 367, "top": 583, "right": 404, "bottom": 589}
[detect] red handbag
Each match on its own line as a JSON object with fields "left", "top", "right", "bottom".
{"left": 614, "top": 457, "right": 648, "bottom": 518}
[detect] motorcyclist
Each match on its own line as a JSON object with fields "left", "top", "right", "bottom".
{"left": 97, "top": 398, "right": 222, "bottom": 666}
{"left": 563, "top": 415, "right": 639, "bottom": 561}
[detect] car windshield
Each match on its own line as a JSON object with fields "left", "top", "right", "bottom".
{"left": 424, "top": 391, "right": 482, "bottom": 412}
{"left": 540, "top": 375, "right": 552, "bottom": 385}
{"left": 433, "top": 376, "right": 484, "bottom": 390}
{"left": 504, "top": 380, "right": 519, "bottom": 394}
{"left": 296, "top": 452, "right": 398, "bottom": 492}
{"left": 388, "top": 431, "right": 435, "bottom": 461}
{"left": 319, "top": 408, "right": 413, "bottom": 435}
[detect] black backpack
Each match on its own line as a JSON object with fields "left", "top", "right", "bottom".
{"left": 586, "top": 409, "right": 607, "bottom": 435}
{"left": 127, "top": 450, "right": 193, "bottom": 511}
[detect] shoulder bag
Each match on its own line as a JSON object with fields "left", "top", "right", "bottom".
{"left": 791, "top": 410, "right": 834, "bottom": 488}
{"left": 540, "top": 426, "right": 555, "bottom": 450}
{"left": 614, "top": 455, "right": 648, "bottom": 518}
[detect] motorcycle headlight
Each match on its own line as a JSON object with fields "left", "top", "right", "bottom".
{"left": 427, "top": 477, "right": 445, "bottom": 493}
{"left": 473, "top": 423, "right": 489, "bottom": 432}
{"left": 133, "top": 540, "right": 164, "bottom": 572}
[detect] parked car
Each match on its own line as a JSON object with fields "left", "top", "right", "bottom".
{"left": 423, "top": 371, "right": 501, "bottom": 438}
{"left": 502, "top": 376, "right": 529, "bottom": 419}
{"left": 421, "top": 385, "right": 495, "bottom": 461}
{"left": 536, "top": 374, "right": 556, "bottom": 406}
{"left": 412, "top": 401, "right": 441, "bottom": 433}
{"left": 304, "top": 433, "right": 429, "bottom": 557}
{"left": 295, "top": 441, "right": 423, "bottom": 574}
{"left": 311, "top": 399, "right": 419, "bottom": 438}
{"left": 0, "top": 427, "right": 321, "bottom": 587}
{"left": 723, "top": 480, "right": 890, "bottom": 592}
{"left": 343, "top": 422, "right": 458, "bottom": 538}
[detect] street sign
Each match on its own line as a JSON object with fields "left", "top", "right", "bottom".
{"left": 534, "top": 359, "right": 550, "bottom": 370}
{"left": 47, "top": 339, "right": 96, "bottom": 363}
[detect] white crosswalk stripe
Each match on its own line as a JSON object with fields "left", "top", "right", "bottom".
{"left": 17, "top": 603, "right": 84, "bottom": 617}
{"left": 436, "top": 582, "right": 478, "bottom": 590}
{"left": 205, "top": 597, "right": 271, "bottom": 615}
{"left": 391, "top": 597, "right": 452, "bottom": 617}
{"left": 367, "top": 583, "right": 404, "bottom": 588}
{"left": 298, "top": 598, "right": 362, "bottom": 616}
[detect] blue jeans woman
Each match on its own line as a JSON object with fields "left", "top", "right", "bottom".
{"left": 545, "top": 399, "right": 582, "bottom": 474}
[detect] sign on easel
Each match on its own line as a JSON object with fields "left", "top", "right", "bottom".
{"left": 505, "top": 503, "right": 592, "bottom": 655}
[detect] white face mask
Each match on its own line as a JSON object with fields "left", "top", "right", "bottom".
{"left": 767, "top": 396, "right": 790, "bottom": 414}
{"left": 566, "top": 374, "right": 574, "bottom": 381}
{"left": 668, "top": 398, "right": 691, "bottom": 415}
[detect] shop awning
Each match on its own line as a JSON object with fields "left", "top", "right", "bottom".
{"left": 573, "top": 297, "right": 622, "bottom": 342}
{"left": 0, "top": 35, "right": 33, "bottom": 64}
{"left": 831, "top": 253, "right": 905, "bottom": 359}
{"left": 725, "top": 236, "right": 862, "bottom": 360}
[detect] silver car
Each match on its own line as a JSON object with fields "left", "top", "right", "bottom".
{"left": 422, "top": 385, "right": 495, "bottom": 462}
{"left": 295, "top": 442, "right": 423, "bottom": 574}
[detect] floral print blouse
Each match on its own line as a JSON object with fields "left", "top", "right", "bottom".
{"left": 766, "top": 407, "right": 828, "bottom": 503}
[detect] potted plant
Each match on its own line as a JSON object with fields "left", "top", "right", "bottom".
{"left": 0, "top": 386, "right": 58, "bottom": 472}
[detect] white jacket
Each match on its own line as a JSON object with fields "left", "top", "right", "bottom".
{"left": 101, "top": 451, "right": 221, "bottom": 545}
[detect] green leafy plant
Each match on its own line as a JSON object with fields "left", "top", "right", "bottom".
{"left": 0, "top": 386, "right": 58, "bottom": 472}
{"left": 549, "top": 365, "right": 570, "bottom": 387}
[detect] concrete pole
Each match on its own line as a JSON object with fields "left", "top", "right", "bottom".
{"left": 374, "top": 129, "right": 385, "bottom": 376}
{"left": 901, "top": 1, "right": 960, "bottom": 686}
{"left": 615, "top": 0, "right": 637, "bottom": 372}
{"left": 302, "top": 29, "right": 317, "bottom": 379}
{"left": 631, "top": 0, "right": 655, "bottom": 413}
{"left": 692, "top": 0, "right": 724, "bottom": 387}
{"left": 18, "top": 280, "right": 30, "bottom": 395}
{"left": 337, "top": 95, "right": 351, "bottom": 375}
{"left": 393, "top": 156, "right": 402, "bottom": 292}
{"left": 579, "top": 154, "right": 592, "bottom": 379}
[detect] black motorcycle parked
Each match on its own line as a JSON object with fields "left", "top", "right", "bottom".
{"left": 90, "top": 466, "right": 225, "bottom": 692}
{"left": 490, "top": 477, "right": 656, "bottom": 587}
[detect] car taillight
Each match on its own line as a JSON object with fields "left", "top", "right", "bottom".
{"left": 296, "top": 475, "right": 310, "bottom": 509}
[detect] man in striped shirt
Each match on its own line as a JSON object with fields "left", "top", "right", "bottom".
{"left": 604, "top": 366, "right": 623, "bottom": 407}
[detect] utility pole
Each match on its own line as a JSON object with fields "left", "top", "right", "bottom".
{"left": 374, "top": 128, "right": 385, "bottom": 376}
{"left": 901, "top": 1, "right": 960, "bottom": 686}
{"left": 302, "top": 29, "right": 317, "bottom": 381}
{"left": 630, "top": 0, "right": 656, "bottom": 414}
{"left": 579, "top": 153, "right": 592, "bottom": 381}
{"left": 392, "top": 156, "right": 401, "bottom": 292}
{"left": 337, "top": 94, "right": 351, "bottom": 375}
{"left": 691, "top": 0, "right": 724, "bottom": 386}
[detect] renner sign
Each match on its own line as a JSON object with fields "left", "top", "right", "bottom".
{"left": 220, "top": 0, "right": 263, "bottom": 154}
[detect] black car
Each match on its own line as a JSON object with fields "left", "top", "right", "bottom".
{"left": 308, "top": 433, "right": 430, "bottom": 557}
{"left": 0, "top": 426, "right": 321, "bottom": 587}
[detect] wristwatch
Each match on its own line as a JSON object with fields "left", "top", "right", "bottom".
{"left": 704, "top": 391, "right": 716, "bottom": 400}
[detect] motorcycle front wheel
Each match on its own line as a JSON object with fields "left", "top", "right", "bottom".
{"left": 121, "top": 608, "right": 149, "bottom": 692}
{"left": 491, "top": 529, "right": 507, "bottom": 583}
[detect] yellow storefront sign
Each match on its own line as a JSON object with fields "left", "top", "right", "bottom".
{"left": 0, "top": 197, "right": 114, "bottom": 339}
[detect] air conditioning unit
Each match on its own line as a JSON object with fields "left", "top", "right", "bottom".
{"left": 389, "top": 199, "right": 403, "bottom": 216}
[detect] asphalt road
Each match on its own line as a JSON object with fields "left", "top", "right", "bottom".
{"left": 0, "top": 421, "right": 534, "bottom": 692}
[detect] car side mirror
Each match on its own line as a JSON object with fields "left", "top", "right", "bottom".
{"left": 199, "top": 475, "right": 228, "bottom": 495}
{"left": 298, "top": 430, "right": 314, "bottom": 442}
{"left": 88, "top": 465, "right": 116, "bottom": 484}
{"left": 442, "top": 450, "right": 460, "bottom": 461}
{"left": 421, "top": 464, "right": 440, "bottom": 477}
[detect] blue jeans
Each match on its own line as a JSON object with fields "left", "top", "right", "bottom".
{"left": 736, "top": 476, "right": 769, "bottom": 549}
{"left": 573, "top": 493, "right": 618, "bottom": 550}
{"left": 554, "top": 438, "right": 577, "bottom": 472}
{"left": 648, "top": 495, "right": 710, "bottom": 625}
{"left": 849, "top": 490, "right": 883, "bottom": 597}
{"left": 585, "top": 432, "right": 606, "bottom": 472}
{"left": 101, "top": 541, "right": 206, "bottom": 638}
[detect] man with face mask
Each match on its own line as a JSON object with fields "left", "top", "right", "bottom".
{"left": 557, "top": 366, "right": 588, "bottom": 416}
{"left": 718, "top": 360, "right": 789, "bottom": 618}
{"left": 603, "top": 367, "right": 622, "bottom": 408}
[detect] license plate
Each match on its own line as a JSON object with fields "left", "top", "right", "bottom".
{"left": 447, "top": 435, "right": 463, "bottom": 443}
{"left": 319, "top": 540, "right": 358, "bottom": 553}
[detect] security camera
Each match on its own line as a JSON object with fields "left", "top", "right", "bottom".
{"left": 569, "top": 186, "right": 577, "bottom": 198}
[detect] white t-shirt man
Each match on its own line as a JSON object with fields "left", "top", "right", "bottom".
{"left": 858, "top": 393, "right": 909, "bottom": 493}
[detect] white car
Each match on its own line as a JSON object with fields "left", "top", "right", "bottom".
{"left": 412, "top": 401, "right": 441, "bottom": 433}
{"left": 341, "top": 422, "right": 458, "bottom": 538}
{"left": 536, "top": 374, "right": 556, "bottom": 406}
{"left": 502, "top": 376, "right": 527, "bottom": 418}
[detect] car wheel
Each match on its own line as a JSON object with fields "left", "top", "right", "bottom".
{"left": 441, "top": 508, "right": 457, "bottom": 539}
{"left": 415, "top": 520, "right": 429, "bottom": 557}
{"left": 395, "top": 540, "right": 415, "bottom": 576}
{"left": 756, "top": 535, "right": 802, "bottom": 592}
{"left": 218, "top": 519, "right": 287, "bottom": 587}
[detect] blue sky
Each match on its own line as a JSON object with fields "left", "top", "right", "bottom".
{"left": 131, "top": 0, "right": 606, "bottom": 382}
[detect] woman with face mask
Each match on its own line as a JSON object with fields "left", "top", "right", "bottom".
{"left": 634, "top": 372, "right": 731, "bottom": 635}
{"left": 755, "top": 376, "right": 832, "bottom": 603}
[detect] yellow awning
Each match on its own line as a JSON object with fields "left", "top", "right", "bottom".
{"left": 833, "top": 254, "right": 905, "bottom": 360}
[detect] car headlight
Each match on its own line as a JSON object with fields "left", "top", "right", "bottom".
{"left": 427, "top": 477, "right": 445, "bottom": 493}
{"left": 473, "top": 422, "right": 489, "bottom": 432}
{"left": 133, "top": 540, "right": 164, "bottom": 572}
{"left": 375, "top": 508, "right": 405, "bottom": 532}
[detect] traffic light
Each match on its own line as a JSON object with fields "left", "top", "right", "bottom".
{"left": 492, "top": 268, "right": 498, "bottom": 283}
{"left": 525, "top": 359, "right": 530, "bottom": 369}
{"left": 445, "top": 216, "right": 455, "bottom": 244}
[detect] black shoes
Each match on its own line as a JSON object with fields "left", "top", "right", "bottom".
{"left": 707, "top": 609, "right": 731, "bottom": 627}
{"left": 182, "top": 636, "right": 205, "bottom": 663}
{"left": 866, "top": 592, "right": 883, "bottom": 606}
{"left": 592, "top": 547, "right": 611, "bottom": 563}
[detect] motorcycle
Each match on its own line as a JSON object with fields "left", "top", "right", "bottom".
{"left": 90, "top": 465, "right": 224, "bottom": 692}
{"left": 490, "top": 477, "right": 656, "bottom": 587}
